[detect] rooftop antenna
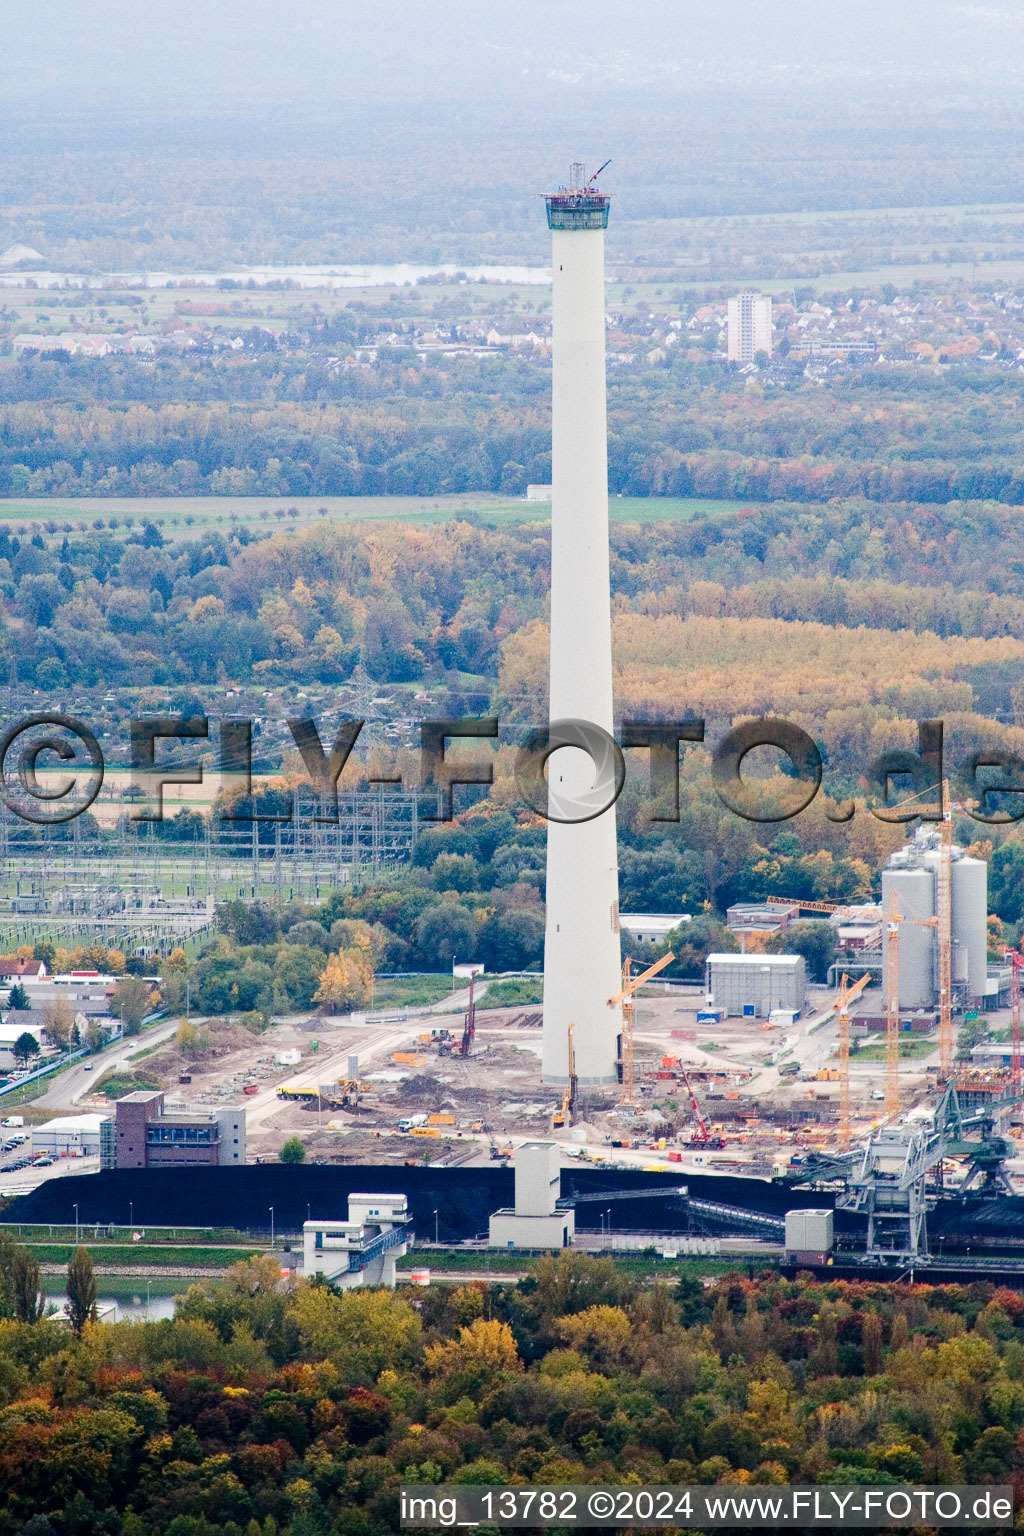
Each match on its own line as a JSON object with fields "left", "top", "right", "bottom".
{"left": 588, "top": 159, "right": 612, "bottom": 186}
{"left": 570, "top": 160, "right": 586, "bottom": 189}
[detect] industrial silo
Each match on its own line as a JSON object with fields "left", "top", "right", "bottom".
{"left": 881, "top": 865, "right": 935, "bottom": 1008}
{"left": 951, "top": 855, "right": 988, "bottom": 1006}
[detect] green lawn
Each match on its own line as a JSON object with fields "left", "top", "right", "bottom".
{"left": 24, "top": 1244, "right": 251, "bottom": 1267}
{"left": 480, "top": 977, "right": 543, "bottom": 1008}
{"left": 397, "top": 1249, "right": 749, "bottom": 1280}
{"left": 372, "top": 975, "right": 456, "bottom": 1009}
{"left": 853, "top": 1037, "right": 937, "bottom": 1061}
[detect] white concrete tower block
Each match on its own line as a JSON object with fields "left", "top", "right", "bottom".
{"left": 541, "top": 166, "right": 623, "bottom": 1085}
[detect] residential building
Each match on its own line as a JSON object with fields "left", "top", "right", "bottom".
{"left": 727, "top": 292, "right": 773, "bottom": 362}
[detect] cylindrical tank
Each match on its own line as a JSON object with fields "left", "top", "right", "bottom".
{"left": 882, "top": 867, "right": 935, "bottom": 1008}
{"left": 951, "top": 855, "right": 988, "bottom": 1004}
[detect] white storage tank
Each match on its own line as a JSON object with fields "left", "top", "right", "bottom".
{"left": 951, "top": 855, "right": 988, "bottom": 1005}
{"left": 882, "top": 866, "right": 934, "bottom": 1008}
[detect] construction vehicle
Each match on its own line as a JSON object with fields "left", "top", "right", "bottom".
{"left": 610, "top": 950, "right": 675, "bottom": 1106}
{"left": 459, "top": 971, "right": 477, "bottom": 1057}
{"left": 678, "top": 1064, "right": 726, "bottom": 1148}
{"left": 489, "top": 1142, "right": 513, "bottom": 1160}
{"left": 552, "top": 1021, "right": 577, "bottom": 1128}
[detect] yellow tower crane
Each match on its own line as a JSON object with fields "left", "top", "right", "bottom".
{"left": 833, "top": 970, "right": 871, "bottom": 1149}
{"left": 937, "top": 778, "right": 955, "bottom": 1080}
{"left": 609, "top": 950, "right": 675, "bottom": 1106}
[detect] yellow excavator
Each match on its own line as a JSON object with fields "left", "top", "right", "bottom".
{"left": 552, "top": 1021, "right": 577, "bottom": 1128}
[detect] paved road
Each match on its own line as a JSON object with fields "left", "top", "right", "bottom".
{"left": 33, "top": 1020, "right": 179, "bottom": 1110}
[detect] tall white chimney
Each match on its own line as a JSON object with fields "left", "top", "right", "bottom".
{"left": 541, "top": 163, "right": 623, "bottom": 1084}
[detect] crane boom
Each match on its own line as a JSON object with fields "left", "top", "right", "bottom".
{"left": 612, "top": 950, "right": 674, "bottom": 1108}
{"left": 679, "top": 1066, "right": 710, "bottom": 1141}
{"left": 834, "top": 969, "right": 870, "bottom": 1149}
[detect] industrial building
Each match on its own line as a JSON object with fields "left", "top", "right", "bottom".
{"left": 619, "top": 913, "right": 689, "bottom": 949}
{"left": 727, "top": 292, "right": 773, "bottom": 362}
{"left": 881, "top": 825, "right": 987, "bottom": 1009}
{"left": 541, "top": 162, "right": 623, "bottom": 1086}
{"left": 489, "top": 1141, "right": 575, "bottom": 1249}
{"left": 784, "top": 1208, "right": 833, "bottom": 1264}
{"left": 705, "top": 952, "right": 806, "bottom": 1018}
{"left": 302, "top": 1194, "right": 410, "bottom": 1289}
{"left": 114, "top": 1091, "right": 245, "bottom": 1169}
{"left": 31, "top": 1113, "right": 114, "bottom": 1164}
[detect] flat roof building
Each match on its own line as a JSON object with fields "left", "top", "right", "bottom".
{"left": 705, "top": 952, "right": 806, "bottom": 1018}
{"left": 114, "top": 1091, "right": 245, "bottom": 1169}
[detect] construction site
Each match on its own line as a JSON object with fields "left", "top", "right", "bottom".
{"left": 18, "top": 783, "right": 1018, "bottom": 1276}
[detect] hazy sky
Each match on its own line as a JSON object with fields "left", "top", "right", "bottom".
{"left": 4, "top": 1, "right": 1024, "bottom": 113}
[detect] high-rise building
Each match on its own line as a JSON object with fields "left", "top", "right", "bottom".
{"left": 727, "top": 292, "right": 773, "bottom": 363}
{"left": 541, "top": 164, "right": 623, "bottom": 1085}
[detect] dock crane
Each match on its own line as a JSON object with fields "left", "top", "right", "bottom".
{"left": 609, "top": 950, "right": 675, "bottom": 1106}
{"left": 833, "top": 970, "right": 871, "bottom": 1148}
{"left": 552, "top": 1021, "right": 577, "bottom": 1128}
{"left": 459, "top": 971, "right": 477, "bottom": 1057}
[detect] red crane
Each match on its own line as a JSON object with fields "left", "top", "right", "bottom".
{"left": 1004, "top": 948, "right": 1023, "bottom": 1088}
{"left": 678, "top": 1067, "right": 725, "bottom": 1147}
{"left": 459, "top": 971, "right": 478, "bottom": 1057}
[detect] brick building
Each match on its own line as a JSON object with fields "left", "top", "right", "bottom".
{"left": 114, "top": 1091, "right": 245, "bottom": 1169}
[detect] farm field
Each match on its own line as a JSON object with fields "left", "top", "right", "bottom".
{"left": 0, "top": 493, "right": 744, "bottom": 535}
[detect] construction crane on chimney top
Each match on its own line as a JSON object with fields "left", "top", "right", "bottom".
{"left": 610, "top": 950, "right": 675, "bottom": 1106}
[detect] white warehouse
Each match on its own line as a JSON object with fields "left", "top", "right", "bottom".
{"left": 705, "top": 953, "right": 806, "bottom": 1018}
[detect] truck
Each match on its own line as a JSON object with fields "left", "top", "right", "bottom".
{"left": 398, "top": 1113, "right": 428, "bottom": 1132}
{"left": 779, "top": 1061, "right": 800, "bottom": 1078}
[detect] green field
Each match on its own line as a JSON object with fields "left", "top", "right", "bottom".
{"left": 479, "top": 976, "right": 543, "bottom": 1008}
{"left": 396, "top": 1250, "right": 742, "bottom": 1279}
{"left": 0, "top": 492, "right": 743, "bottom": 536}
{"left": 371, "top": 974, "right": 457, "bottom": 1009}
{"left": 23, "top": 1244, "right": 252, "bottom": 1267}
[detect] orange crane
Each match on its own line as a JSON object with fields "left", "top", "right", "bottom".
{"left": 766, "top": 896, "right": 879, "bottom": 916}
{"left": 1004, "top": 948, "right": 1023, "bottom": 1089}
{"left": 832, "top": 970, "right": 870, "bottom": 1148}
{"left": 937, "top": 778, "right": 954, "bottom": 1079}
{"left": 609, "top": 951, "right": 675, "bottom": 1106}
